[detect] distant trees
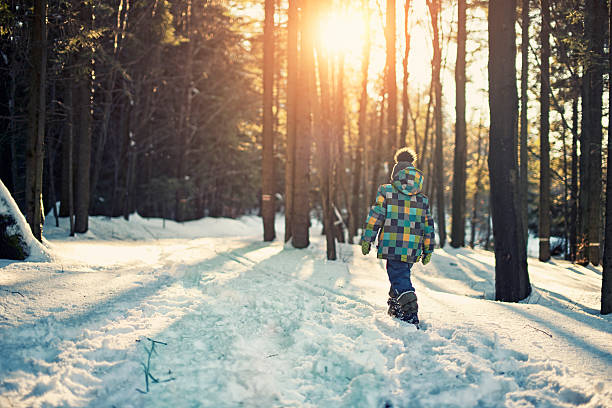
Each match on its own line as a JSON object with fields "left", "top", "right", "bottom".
{"left": 1, "top": 1, "right": 260, "bottom": 234}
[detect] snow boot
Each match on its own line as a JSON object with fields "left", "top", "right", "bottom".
{"left": 387, "top": 289, "right": 419, "bottom": 325}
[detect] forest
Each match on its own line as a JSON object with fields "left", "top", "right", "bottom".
{"left": 0, "top": 0, "right": 611, "bottom": 313}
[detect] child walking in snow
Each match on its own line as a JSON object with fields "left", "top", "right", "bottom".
{"left": 360, "top": 148, "right": 435, "bottom": 326}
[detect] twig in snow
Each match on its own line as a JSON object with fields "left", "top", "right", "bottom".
{"left": 145, "top": 337, "right": 168, "bottom": 346}
{"left": 136, "top": 337, "right": 175, "bottom": 394}
{"left": 526, "top": 325, "right": 553, "bottom": 338}
{"left": 266, "top": 353, "right": 279, "bottom": 358}
{"left": 0, "top": 288, "right": 24, "bottom": 297}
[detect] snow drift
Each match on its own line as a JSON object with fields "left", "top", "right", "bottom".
{"left": 0, "top": 180, "right": 51, "bottom": 261}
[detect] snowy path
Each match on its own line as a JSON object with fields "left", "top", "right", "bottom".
{"left": 0, "top": 216, "right": 611, "bottom": 407}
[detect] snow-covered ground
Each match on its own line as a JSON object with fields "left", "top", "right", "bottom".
{"left": 0, "top": 214, "right": 610, "bottom": 407}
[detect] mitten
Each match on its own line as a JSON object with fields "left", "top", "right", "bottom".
{"left": 361, "top": 240, "right": 371, "bottom": 255}
{"left": 422, "top": 252, "right": 432, "bottom": 265}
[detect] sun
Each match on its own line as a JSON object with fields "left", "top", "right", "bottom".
{"left": 316, "top": 10, "right": 367, "bottom": 57}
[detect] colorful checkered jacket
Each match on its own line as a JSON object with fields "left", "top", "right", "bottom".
{"left": 361, "top": 165, "right": 435, "bottom": 263}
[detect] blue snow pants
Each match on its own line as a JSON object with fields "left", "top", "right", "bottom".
{"left": 386, "top": 259, "right": 415, "bottom": 295}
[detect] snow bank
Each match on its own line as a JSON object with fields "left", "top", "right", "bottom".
{"left": 0, "top": 180, "right": 52, "bottom": 261}
{"left": 43, "top": 212, "right": 282, "bottom": 242}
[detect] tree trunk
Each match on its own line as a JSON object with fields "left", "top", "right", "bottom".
{"left": 46, "top": 82, "right": 59, "bottom": 228}
{"left": 8, "top": 50, "right": 19, "bottom": 197}
{"left": 561, "top": 123, "right": 569, "bottom": 259}
{"left": 570, "top": 96, "right": 578, "bottom": 261}
{"left": 586, "top": 0, "right": 606, "bottom": 266}
{"left": 334, "top": 55, "right": 347, "bottom": 244}
{"left": 470, "top": 121, "right": 484, "bottom": 249}
{"left": 421, "top": 78, "right": 434, "bottom": 168}
{"left": 25, "top": 0, "right": 47, "bottom": 241}
{"left": 451, "top": 0, "right": 467, "bottom": 248}
{"left": 175, "top": 0, "right": 194, "bottom": 222}
{"left": 262, "top": 0, "right": 276, "bottom": 241}
{"left": 539, "top": 0, "right": 551, "bottom": 262}
{"left": 601, "top": 0, "right": 612, "bottom": 314}
{"left": 370, "top": 92, "right": 386, "bottom": 203}
{"left": 399, "top": 0, "right": 411, "bottom": 148}
{"left": 314, "top": 9, "right": 336, "bottom": 260}
{"left": 74, "top": 3, "right": 92, "bottom": 233}
{"left": 74, "top": 78, "right": 92, "bottom": 233}
{"left": 578, "top": 78, "right": 590, "bottom": 264}
{"left": 291, "top": 2, "right": 313, "bottom": 249}
{"left": 488, "top": 0, "right": 531, "bottom": 302}
{"left": 386, "top": 0, "right": 397, "bottom": 154}
{"left": 428, "top": 0, "right": 445, "bottom": 247}
{"left": 285, "top": 0, "right": 298, "bottom": 242}
{"left": 59, "top": 79, "right": 76, "bottom": 234}
{"left": 350, "top": 0, "right": 370, "bottom": 244}
{"left": 519, "top": 0, "right": 530, "bottom": 244}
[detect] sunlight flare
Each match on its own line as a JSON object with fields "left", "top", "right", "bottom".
{"left": 317, "top": 10, "right": 367, "bottom": 56}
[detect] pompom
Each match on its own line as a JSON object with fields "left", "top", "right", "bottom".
{"left": 394, "top": 147, "right": 417, "bottom": 164}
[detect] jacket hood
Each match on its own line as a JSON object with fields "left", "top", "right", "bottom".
{"left": 391, "top": 166, "right": 424, "bottom": 196}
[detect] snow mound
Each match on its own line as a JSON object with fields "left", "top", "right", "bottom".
{"left": 0, "top": 180, "right": 52, "bottom": 261}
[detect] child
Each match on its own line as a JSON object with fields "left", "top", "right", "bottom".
{"left": 360, "top": 147, "right": 435, "bottom": 325}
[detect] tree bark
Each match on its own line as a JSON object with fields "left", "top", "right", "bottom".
{"left": 8, "top": 49, "right": 19, "bottom": 197}
{"left": 334, "top": 55, "right": 347, "bottom": 244}
{"left": 488, "top": 0, "right": 531, "bottom": 302}
{"left": 386, "top": 0, "right": 397, "bottom": 153}
{"left": 25, "top": 0, "right": 47, "bottom": 241}
{"left": 350, "top": 0, "right": 370, "bottom": 244}
{"left": 428, "top": 0, "right": 445, "bottom": 247}
{"left": 578, "top": 77, "right": 590, "bottom": 264}
{"left": 451, "top": 0, "right": 467, "bottom": 248}
{"left": 66, "top": 84, "right": 75, "bottom": 236}
{"left": 399, "top": 0, "right": 411, "bottom": 148}
{"left": 570, "top": 96, "right": 578, "bottom": 261}
{"left": 470, "top": 121, "right": 484, "bottom": 248}
{"left": 313, "top": 5, "right": 336, "bottom": 260}
{"left": 561, "top": 122, "right": 569, "bottom": 259}
{"left": 285, "top": 0, "right": 298, "bottom": 242}
{"left": 74, "top": 3, "right": 93, "bottom": 233}
{"left": 262, "top": 0, "right": 276, "bottom": 241}
{"left": 539, "top": 0, "right": 551, "bottom": 262}
{"left": 74, "top": 78, "right": 92, "bottom": 233}
{"left": 370, "top": 91, "right": 386, "bottom": 203}
{"left": 519, "top": 0, "right": 530, "bottom": 244}
{"left": 420, "top": 78, "right": 434, "bottom": 171}
{"left": 601, "top": 0, "right": 612, "bottom": 314}
{"left": 291, "top": 1, "right": 313, "bottom": 249}
{"left": 585, "top": 0, "right": 606, "bottom": 266}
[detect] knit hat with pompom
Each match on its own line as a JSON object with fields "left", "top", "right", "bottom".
{"left": 391, "top": 147, "right": 417, "bottom": 180}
